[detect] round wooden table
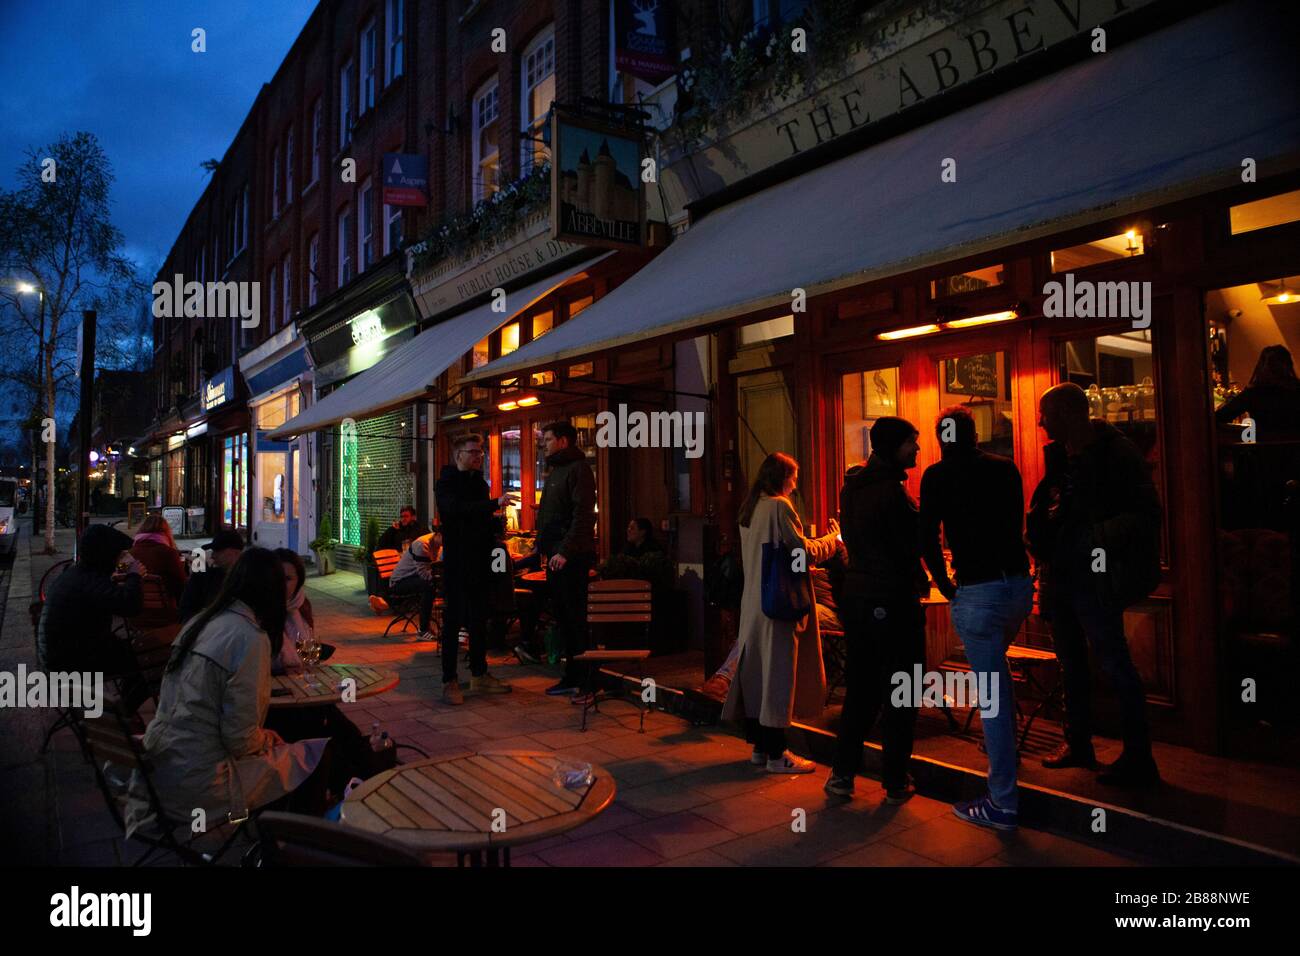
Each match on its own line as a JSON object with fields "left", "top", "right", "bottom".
{"left": 268, "top": 663, "right": 399, "bottom": 708}
{"left": 340, "top": 750, "right": 616, "bottom": 866}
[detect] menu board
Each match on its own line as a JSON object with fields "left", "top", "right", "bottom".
{"left": 944, "top": 353, "right": 999, "bottom": 397}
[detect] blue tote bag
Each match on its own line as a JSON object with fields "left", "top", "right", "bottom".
{"left": 761, "top": 542, "right": 812, "bottom": 621}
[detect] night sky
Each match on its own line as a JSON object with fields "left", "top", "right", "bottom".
{"left": 0, "top": 0, "right": 318, "bottom": 274}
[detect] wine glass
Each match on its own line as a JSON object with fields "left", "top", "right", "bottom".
{"left": 299, "top": 635, "right": 321, "bottom": 686}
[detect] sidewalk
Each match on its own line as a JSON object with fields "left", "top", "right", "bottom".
{"left": 3, "top": 526, "right": 1159, "bottom": 866}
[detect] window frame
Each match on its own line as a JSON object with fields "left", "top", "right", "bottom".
{"left": 359, "top": 178, "right": 375, "bottom": 270}
{"left": 308, "top": 232, "right": 320, "bottom": 306}
{"left": 519, "top": 26, "right": 556, "bottom": 174}
{"left": 339, "top": 59, "right": 354, "bottom": 149}
{"left": 268, "top": 264, "right": 279, "bottom": 331}
{"left": 384, "top": 201, "right": 402, "bottom": 256}
{"left": 472, "top": 77, "right": 500, "bottom": 203}
{"left": 386, "top": 0, "right": 405, "bottom": 85}
{"left": 310, "top": 98, "right": 322, "bottom": 185}
{"left": 338, "top": 204, "right": 354, "bottom": 287}
{"left": 271, "top": 143, "right": 280, "bottom": 218}
{"left": 282, "top": 251, "right": 292, "bottom": 321}
{"left": 360, "top": 19, "right": 378, "bottom": 114}
{"left": 285, "top": 126, "right": 294, "bottom": 203}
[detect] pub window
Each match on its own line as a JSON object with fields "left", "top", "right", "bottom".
{"left": 569, "top": 362, "right": 594, "bottom": 377}
{"left": 568, "top": 295, "right": 593, "bottom": 319}
{"left": 930, "top": 265, "right": 1004, "bottom": 298}
{"left": 841, "top": 366, "right": 900, "bottom": 466}
{"left": 936, "top": 351, "right": 1014, "bottom": 460}
{"left": 472, "top": 77, "right": 500, "bottom": 203}
{"left": 501, "top": 425, "right": 522, "bottom": 530}
{"left": 1051, "top": 231, "right": 1144, "bottom": 272}
{"left": 471, "top": 337, "right": 490, "bottom": 369}
{"left": 1229, "top": 188, "right": 1300, "bottom": 235}
{"left": 519, "top": 26, "right": 555, "bottom": 174}
{"left": 532, "top": 309, "right": 554, "bottom": 340}
{"left": 500, "top": 322, "right": 520, "bottom": 356}
{"left": 531, "top": 370, "right": 556, "bottom": 386}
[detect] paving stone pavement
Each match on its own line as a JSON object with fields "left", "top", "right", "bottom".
{"left": 7, "top": 534, "right": 1156, "bottom": 866}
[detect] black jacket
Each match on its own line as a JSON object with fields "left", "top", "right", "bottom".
{"left": 1026, "top": 420, "right": 1161, "bottom": 611}
{"left": 179, "top": 566, "right": 225, "bottom": 624}
{"left": 377, "top": 520, "right": 428, "bottom": 553}
{"left": 39, "top": 564, "right": 142, "bottom": 672}
{"left": 535, "top": 445, "right": 596, "bottom": 558}
{"left": 435, "top": 465, "right": 498, "bottom": 581}
{"left": 920, "top": 448, "right": 1029, "bottom": 588}
{"left": 839, "top": 455, "right": 930, "bottom": 604}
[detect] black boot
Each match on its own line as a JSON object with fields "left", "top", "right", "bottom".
{"left": 1097, "top": 751, "right": 1160, "bottom": 787}
{"left": 1041, "top": 741, "right": 1097, "bottom": 769}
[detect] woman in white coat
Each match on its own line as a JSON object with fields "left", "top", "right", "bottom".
{"left": 722, "top": 452, "right": 840, "bottom": 773}
{"left": 125, "top": 548, "right": 331, "bottom": 836}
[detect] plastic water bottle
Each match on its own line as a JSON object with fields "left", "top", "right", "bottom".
{"left": 369, "top": 722, "right": 384, "bottom": 752}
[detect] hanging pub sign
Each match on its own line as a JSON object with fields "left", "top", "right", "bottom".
{"left": 382, "top": 153, "right": 428, "bottom": 207}
{"left": 550, "top": 109, "right": 646, "bottom": 249}
{"left": 614, "top": 0, "right": 675, "bottom": 84}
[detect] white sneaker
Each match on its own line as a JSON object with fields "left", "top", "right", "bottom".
{"left": 766, "top": 751, "right": 816, "bottom": 774}
{"left": 749, "top": 748, "right": 767, "bottom": 766}
{"left": 418, "top": 630, "right": 436, "bottom": 643}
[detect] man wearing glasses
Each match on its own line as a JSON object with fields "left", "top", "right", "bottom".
{"left": 435, "top": 433, "right": 518, "bottom": 704}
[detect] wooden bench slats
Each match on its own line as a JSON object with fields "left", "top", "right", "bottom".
{"left": 576, "top": 649, "right": 652, "bottom": 661}
{"left": 380, "top": 774, "right": 455, "bottom": 831}
{"left": 586, "top": 613, "right": 651, "bottom": 623}
{"left": 588, "top": 580, "right": 650, "bottom": 592}
{"left": 586, "top": 602, "right": 652, "bottom": 612}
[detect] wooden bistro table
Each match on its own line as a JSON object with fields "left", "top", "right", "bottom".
{"left": 341, "top": 750, "right": 616, "bottom": 866}
{"left": 268, "top": 663, "right": 399, "bottom": 708}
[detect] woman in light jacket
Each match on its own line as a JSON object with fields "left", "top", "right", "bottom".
{"left": 126, "top": 548, "right": 331, "bottom": 835}
{"left": 722, "top": 452, "right": 840, "bottom": 773}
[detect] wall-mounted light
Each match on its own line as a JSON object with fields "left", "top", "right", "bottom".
{"left": 1260, "top": 277, "right": 1298, "bottom": 305}
{"left": 516, "top": 395, "right": 540, "bottom": 407}
{"left": 438, "top": 405, "right": 483, "bottom": 423}
{"left": 497, "top": 399, "right": 519, "bottom": 412}
{"left": 944, "top": 310, "right": 1018, "bottom": 329}
{"left": 877, "top": 323, "right": 941, "bottom": 341}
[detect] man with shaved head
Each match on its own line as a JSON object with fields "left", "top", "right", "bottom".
{"left": 1027, "top": 383, "right": 1162, "bottom": 787}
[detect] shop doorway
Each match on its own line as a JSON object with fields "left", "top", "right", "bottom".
{"left": 254, "top": 441, "right": 295, "bottom": 552}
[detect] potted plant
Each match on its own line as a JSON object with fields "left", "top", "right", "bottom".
{"left": 309, "top": 514, "right": 337, "bottom": 576}
{"left": 363, "top": 516, "right": 383, "bottom": 594}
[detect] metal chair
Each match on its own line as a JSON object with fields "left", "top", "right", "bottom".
{"left": 252, "top": 811, "right": 431, "bottom": 866}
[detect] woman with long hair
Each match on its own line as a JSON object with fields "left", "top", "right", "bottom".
{"left": 125, "top": 548, "right": 333, "bottom": 834}
{"left": 131, "top": 513, "right": 188, "bottom": 603}
{"left": 722, "top": 452, "right": 840, "bottom": 773}
{"left": 1216, "top": 344, "right": 1300, "bottom": 438}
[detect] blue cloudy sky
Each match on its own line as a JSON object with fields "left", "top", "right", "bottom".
{"left": 0, "top": 0, "right": 318, "bottom": 274}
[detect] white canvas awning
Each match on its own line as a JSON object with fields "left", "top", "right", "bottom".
{"left": 269, "top": 253, "right": 612, "bottom": 439}
{"left": 464, "top": 0, "right": 1300, "bottom": 384}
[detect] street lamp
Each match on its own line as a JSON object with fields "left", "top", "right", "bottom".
{"left": 15, "top": 280, "right": 47, "bottom": 537}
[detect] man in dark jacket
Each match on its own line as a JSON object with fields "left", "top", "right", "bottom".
{"left": 377, "top": 506, "right": 427, "bottom": 553}
{"left": 534, "top": 421, "right": 597, "bottom": 695}
{"left": 1028, "top": 383, "right": 1162, "bottom": 786}
{"left": 435, "top": 433, "right": 516, "bottom": 704}
{"left": 826, "top": 417, "right": 930, "bottom": 804}
{"left": 178, "top": 528, "right": 244, "bottom": 623}
{"left": 39, "top": 525, "right": 142, "bottom": 677}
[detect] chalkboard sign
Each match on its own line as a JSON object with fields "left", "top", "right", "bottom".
{"left": 945, "top": 354, "right": 999, "bottom": 397}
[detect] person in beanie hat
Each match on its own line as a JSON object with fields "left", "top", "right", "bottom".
{"left": 824, "top": 416, "right": 933, "bottom": 803}
{"left": 38, "top": 524, "right": 144, "bottom": 677}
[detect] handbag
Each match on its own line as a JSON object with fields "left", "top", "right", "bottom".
{"left": 761, "top": 541, "right": 812, "bottom": 621}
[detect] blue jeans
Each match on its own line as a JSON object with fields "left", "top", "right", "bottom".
{"left": 950, "top": 575, "right": 1035, "bottom": 811}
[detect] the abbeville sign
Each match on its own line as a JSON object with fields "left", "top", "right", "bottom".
{"left": 661, "top": 0, "right": 1156, "bottom": 211}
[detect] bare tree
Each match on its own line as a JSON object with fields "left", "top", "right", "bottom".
{"left": 0, "top": 132, "right": 140, "bottom": 553}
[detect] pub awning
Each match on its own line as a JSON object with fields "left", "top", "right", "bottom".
{"left": 464, "top": 0, "right": 1300, "bottom": 384}
{"left": 268, "top": 253, "right": 612, "bottom": 439}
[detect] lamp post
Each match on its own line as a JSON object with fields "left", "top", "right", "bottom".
{"left": 16, "top": 282, "right": 45, "bottom": 536}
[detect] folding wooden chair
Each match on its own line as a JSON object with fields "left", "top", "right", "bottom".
{"left": 76, "top": 708, "right": 252, "bottom": 866}
{"left": 575, "top": 578, "right": 653, "bottom": 733}
{"left": 372, "top": 549, "right": 423, "bottom": 638}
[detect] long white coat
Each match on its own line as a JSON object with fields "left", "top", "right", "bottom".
{"left": 722, "top": 495, "right": 839, "bottom": 728}
{"left": 126, "top": 602, "right": 327, "bottom": 834}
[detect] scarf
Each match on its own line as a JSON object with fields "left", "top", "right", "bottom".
{"left": 277, "top": 587, "right": 310, "bottom": 670}
{"left": 133, "top": 532, "right": 173, "bottom": 547}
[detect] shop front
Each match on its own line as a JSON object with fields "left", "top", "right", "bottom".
{"left": 463, "top": 0, "right": 1299, "bottom": 799}
{"left": 240, "top": 323, "right": 315, "bottom": 554}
